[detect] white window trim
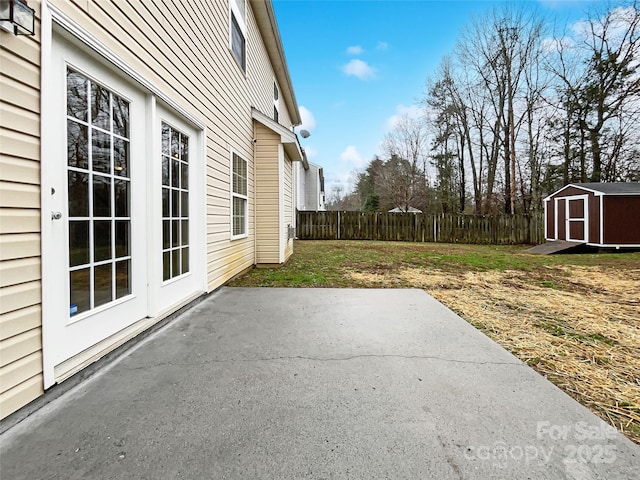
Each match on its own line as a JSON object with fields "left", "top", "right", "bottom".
{"left": 230, "top": 149, "right": 249, "bottom": 240}
{"left": 229, "top": 0, "right": 247, "bottom": 75}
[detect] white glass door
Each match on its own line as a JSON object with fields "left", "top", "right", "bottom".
{"left": 46, "top": 36, "right": 148, "bottom": 370}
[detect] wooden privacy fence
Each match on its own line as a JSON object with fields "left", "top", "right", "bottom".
{"left": 296, "top": 211, "right": 545, "bottom": 245}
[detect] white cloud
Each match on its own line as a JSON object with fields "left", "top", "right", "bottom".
{"left": 298, "top": 106, "right": 316, "bottom": 132}
{"left": 339, "top": 145, "right": 366, "bottom": 169}
{"left": 304, "top": 145, "right": 318, "bottom": 159}
{"left": 342, "top": 59, "right": 376, "bottom": 80}
{"left": 376, "top": 41, "right": 389, "bottom": 51}
{"left": 385, "top": 104, "right": 424, "bottom": 130}
{"left": 346, "top": 45, "right": 363, "bottom": 55}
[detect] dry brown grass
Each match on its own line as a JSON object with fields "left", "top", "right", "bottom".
{"left": 346, "top": 264, "right": 640, "bottom": 443}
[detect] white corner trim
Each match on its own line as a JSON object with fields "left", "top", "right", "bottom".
{"left": 48, "top": 2, "right": 205, "bottom": 130}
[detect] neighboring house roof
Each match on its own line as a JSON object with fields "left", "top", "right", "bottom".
{"left": 389, "top": 207, "right": 422, "bottom": 213}
{"left": 545, "top": 182, "right": 640, "bottom": 200}
{"left": 252, "top": 0, "right": 302, "bottom": 127}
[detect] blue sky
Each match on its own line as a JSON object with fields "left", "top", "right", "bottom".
{"left": 273, "top": 0, "right": 603, "bottom": 196}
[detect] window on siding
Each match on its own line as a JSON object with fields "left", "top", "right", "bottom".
{"left": 232, "top": 153, "right": 248, "bottom": 238}
{"left": 231, "top": 13, "right": 246, "bottom": 72}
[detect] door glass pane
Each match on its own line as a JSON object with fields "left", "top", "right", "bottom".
{"left": 163, "top": 220, "right": 170, "bottom": 249}
{"left": 68, "top": 171, "right": 89, "bottom": 217}
{"left": 163, "top": 251, "right": 170, "bottom": 281}
{"left": 114, "top": 138, "right": 129, "bottom": 177}
{"left": 92, "top": 130, "right": 111, "bottom": 173}
{"left": 115, "top": 260, "right": 130, "bottom": 298}
{"left": 93, "top": 175, "right": 111, "bottom": 217}
{"left": 91, "top": 83, "right": 111, "bottom": 131}
{"left": 113, "top": 95, "right": 129, "bottom": 138}
{"left": 67, "top": 69, "right": 88, "bottom": 122}
{"left": 181, "top": 220, "right": 188, "bottom": 245}
{"left": 172, "top": 220, "right": 179, "bottom": 248}
{"left": 162, "top": 188, "right": 169, "bottom": 216}
{"left": 70, "top": 268, "right": 90, "bottom": 315}
{"left": 114, "top": 179, "right": 129, "bottom": 217}
{"left": 161, "top": 123, "right": 189, "bottom": 281}
{"left": 67, "top": 121, "right": 88, "bottom": 169}
{"left": 181, "top": 163, "right": 188, "bottom": 189}
{"left": 171, "top": 249, "right": 180, "bottom": 277}
{"left": 69, "top": 221, "right": 89, "bottom": 267}
{"left": 115, "top": 220, "right": 129, "bottom": 258}
{"left": 94, "top": 220, "right": 112, "bottom": 262}
{"left": 67, "top": 70, "right": 131, "bottom": 315}
{"left": 181, "top": 247, "right": 189, "bottom": 273}
{"left": 94, "top": 263, "right": 113, "bottom": 307}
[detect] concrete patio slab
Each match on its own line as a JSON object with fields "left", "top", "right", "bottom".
{"left": 1, "top": 288, "right": 638, "bottom": 479}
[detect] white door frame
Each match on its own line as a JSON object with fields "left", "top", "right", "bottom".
{"left": 41, "top": 7, "right": 208, "bottom": 387}
{"left": 564, "top": 194, "right": 589, "bottom": 243}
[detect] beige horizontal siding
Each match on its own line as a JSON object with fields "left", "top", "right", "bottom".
{"left": 283, "top": 158, "right": 294, "bottom": 261}
{"left": 0, "top": 156, "right": 40, "bottom": 185}
{"left": 0, "top": 351, "right": 42, "bottom": 394}
{"left": 0, "top": 374, "right": 43, "bottom": 419}
{"left": 0, "top": 208, "right": 40, "bottom": 234}
{"left": 0, "top": 305, "right": 41, "bottom": 341}
{"left": 254, "top": 122, "right": 280, "bottom": 263}
{"left": 0, "top": 1, "right": 43, "bottom": 421}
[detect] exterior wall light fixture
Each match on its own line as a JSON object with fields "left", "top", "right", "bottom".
{"left": 0, "top": 0, "right": 35, "bottom": 36}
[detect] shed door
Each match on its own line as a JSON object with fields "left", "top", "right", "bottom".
{"left": 565, "top": 195, "right": 589, "bottom": 242}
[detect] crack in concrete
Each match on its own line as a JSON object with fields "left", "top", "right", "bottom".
{"left": 126, "top": 353, "right": 525, "bottom": 371}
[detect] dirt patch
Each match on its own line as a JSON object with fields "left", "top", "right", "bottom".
{"left": 345, "top": 265, "right": 640, "bottom": 443}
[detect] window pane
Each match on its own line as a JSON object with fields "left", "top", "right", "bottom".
{"left": 92, "top": 130, "right": 111, "bottom": 173}
{"left": 162, "top": 187, "right": 169, "bottom": 217}
{"left": 114, "top": 138, "right": 129, "bottom": 177}
{"left": 181, "top": 163, "right": 188, "bottom": 189}
{"left": 162, "top": 123, "right": 170, "bottom": 155}
{"left": 70, "top": 268, "right": 90, "bottom": 316}
{"left": 94, "top": 263, "right": 113, "bottom": 307}
{"left": 171, "top": 158, "right": 180, "bottom": 187}
{"left": 115, "top": 220, "right": 129, "bottom": 258}
{"left": 67, "top": 121, "right": 88, "bottom": 169}
{"left": 114, "top": 179, "right": 129, "bottom": 217}
{"left": 181, "top": 136, "right": 189, "bottom": 162}
{"left": 233, "top": 197, "right": 246, "bottom": 236}
{"left": 181, "top": 247, "right": 189, "bottom": 274}
{"left": 68, "top": 171, "right": 89, "bottom": 217}
{"left": 94, "top": 220, "right": 112, "bottom": 262}
{"left": 163, "top": 220, "right": 170, "bottom": 249}
{"left": 231, "top": 14, "right": 245, "bottom": 71}
{"left": 115, "top": 260, "right": 130, "bottom": 299}
{"left": 69, "top": 221, "right": 89, "bottom": 267}
{"left": 172, "top": 220, "right": 179, "bottom": 248}
{"left": 171, "top": 249, "right": 180, "bottom": 277}
{"left": 181, "top": 191, "right": 189, "bottom": 218}
{"left": 67, "top": 70, "right": 88, "bottom": 122}
{"left": 171, "top": 129, "right": 180, "bottom": 159}
{"left": 91, "top": 83, "right": 110, "bottom": 130}
{"left": 112, "top": 95, "right": 129, "bottom": 138}
{"left": 163, "top": 251, "right": 170, "bottom": 281}
{"left": 171, "top": 190, "right": 179, "bottom": 217}
{"left": 162, "top": 156, "right": 169, "bottom": 186}
{"left": 93, "top": 175, "right": 111, "bottom": 217}
{"left": 181, "top": 219, "right": 189, "bottom": 245}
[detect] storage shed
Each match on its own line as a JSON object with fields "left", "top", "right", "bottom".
{"left": 544, "top": 183, "right": 640, "bottom": 247}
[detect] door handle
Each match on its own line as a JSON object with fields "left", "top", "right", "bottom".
{"left": 51, "top": 211, "right": 62, "bottom": 220}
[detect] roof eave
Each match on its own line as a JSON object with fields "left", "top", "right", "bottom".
{"left": 252, "top": 0, "right": 302, "bottom": 127}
